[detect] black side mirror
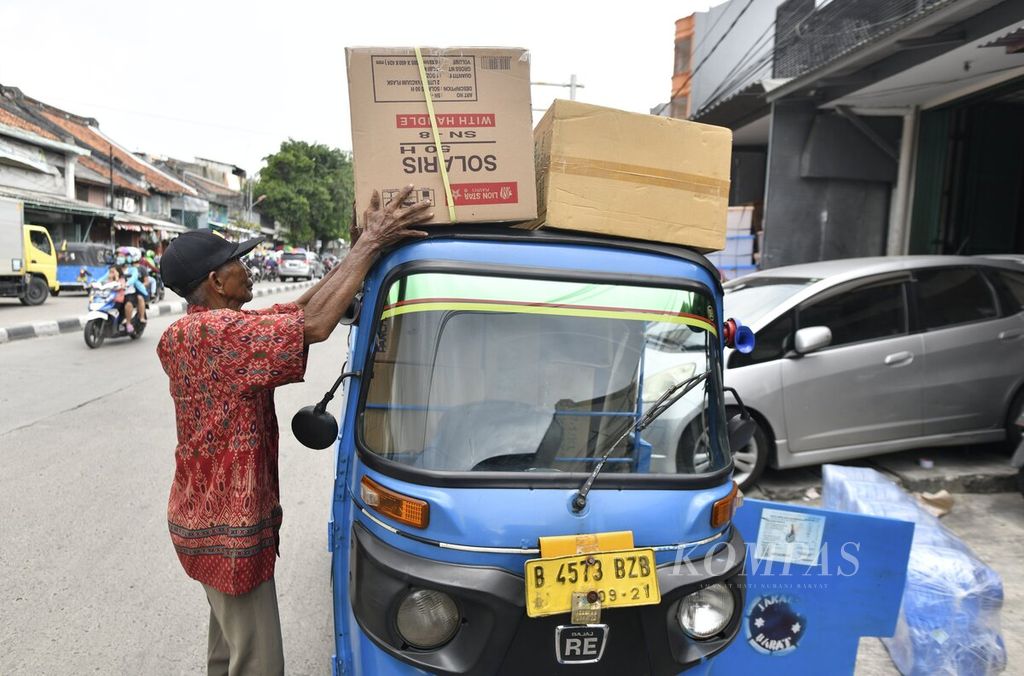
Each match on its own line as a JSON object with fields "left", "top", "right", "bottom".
{"left": 339, "top": 292, "right": 362, "bottom": 326}
{"left": 723, "top": 386, "right": 755, "bottom": 451}
{"left": 727, "top": 414, "right": 756, "bottom": 452}
{"left": 291, "top": 371, "right": 360, "bottom": 449}
{"left": 292, "top": 404, "right": 340, "bottom": 450}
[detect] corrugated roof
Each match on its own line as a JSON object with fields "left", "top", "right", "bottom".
{"left": 0, "top": 185, "right": 115, "bottom": 217}
{"left": 982, "top": 26, "right": 1024, "bottom": 53}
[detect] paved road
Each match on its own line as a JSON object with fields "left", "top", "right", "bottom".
{"left": 0, "top": 279, "right": 310, "bottom": 328}
{"left": 0, "top": 290, "right": 343, "bottom": 675}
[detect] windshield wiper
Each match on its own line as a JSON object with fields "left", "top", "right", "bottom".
{"left": 571, "top": 369, "right": 711, "bottom": 513}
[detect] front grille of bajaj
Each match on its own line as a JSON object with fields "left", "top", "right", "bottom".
{"left": 349, "top": 522, "right": 745, "bottom": 675}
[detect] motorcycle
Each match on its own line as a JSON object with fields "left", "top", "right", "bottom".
{"left": 83, "top": 281, "right": 145, "bottom": 348}
{"left": 248, "top": 261, "right": 264, "bottom": 284}
{"left": 263, "top": 259, "right": 279, "bottom": 283}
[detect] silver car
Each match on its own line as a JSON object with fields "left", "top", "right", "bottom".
{"left": 280, "top": 251, "right": 324, "bottom": 281}
{"left": 649, "top": 256, "right": 1024, "bottom": 489}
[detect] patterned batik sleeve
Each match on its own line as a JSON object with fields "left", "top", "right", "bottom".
{"left": 252, "top": 302, "right": 302, "bottom": 316}
{"left": 204, "top": 308, "right": 307, "bottom": 393}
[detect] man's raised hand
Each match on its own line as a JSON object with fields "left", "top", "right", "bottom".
{"left": 360, "top": 185, "right": 432, "bottom": 250}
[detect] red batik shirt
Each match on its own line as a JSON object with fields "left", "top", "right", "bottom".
{"left": 157, "top": 303, "right": 307, "bottom": 595}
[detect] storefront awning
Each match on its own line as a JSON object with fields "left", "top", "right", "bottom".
{"left": 114, "top": 213, "right": 189, "bottom": 237}
{"left": 0, "top": 186, "right": 115, "bottom": 218}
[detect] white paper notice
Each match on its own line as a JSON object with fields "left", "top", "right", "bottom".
{"left": 754, "top": 508, "right": 826, "bottom": 566}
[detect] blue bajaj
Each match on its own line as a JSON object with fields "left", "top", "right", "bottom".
{"left": 293, "top": 229, "right": 912, "bottom": 675}
{"left": 293, "top": 228, "right": 749, "bottom": 675}
{"left": 58, "top": 242, "right": 114, "bottom": 293}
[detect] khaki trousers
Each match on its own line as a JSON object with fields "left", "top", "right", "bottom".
{"left": 203, "top": 578, "right": 285, "bottom": 676}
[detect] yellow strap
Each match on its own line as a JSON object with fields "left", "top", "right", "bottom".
{"left": 414, "top": 47, "right": 457, "bottom": 223}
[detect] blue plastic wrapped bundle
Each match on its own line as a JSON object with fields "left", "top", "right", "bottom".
{"left": 821, "top": 465, "right": 1006, "bottom": 675}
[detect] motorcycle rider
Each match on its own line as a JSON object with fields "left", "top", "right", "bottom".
{"left": 121, "top": 256, "right": 149, "bottom": 330}
{"left": 140, "top": 250, "right": 160, "bottom": 298}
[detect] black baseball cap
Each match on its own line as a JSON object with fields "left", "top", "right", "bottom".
{"left": 161, "top": 229, "right": 264, "bottom": 296}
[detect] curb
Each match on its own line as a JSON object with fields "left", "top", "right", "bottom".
{"left": 0, "top": 280, "right": 316, "bottom": 344}
{"left": 750, "top": 453, "right": 1018, "bottom": 501}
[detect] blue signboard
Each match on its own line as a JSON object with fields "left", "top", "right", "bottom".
{"left": 712, "top": 499, "right": 914, "bottom": 673}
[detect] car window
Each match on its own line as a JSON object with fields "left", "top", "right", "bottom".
{"left": 29, "top": 230, "right": 52, "bottom": 255}
{"left": 729, "top": 311, "right": 794, "bottom": 369}
{"left": 723, "top": 277, "right": 814, "bottom": 326}
{"left": 914, "top": 268, "right": 998, "bottom": 330}
{"left": 993, "top": 270, "right": 1024, "bottom": 315}
{"left": 799, "top": 281, "right": 906, "bottom": 348}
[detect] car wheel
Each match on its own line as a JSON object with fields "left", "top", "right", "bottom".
{"left": 1005, "top": 390, "right": 1024, "bottom": 452}
{"left": 728, "top": 407, "right": 770, "bottom": 490}
{"left": 677, "top": 419, "right": 714, "bottom": 474}
{"left": 21, "top": 276, "right": 49, "bottom": 305}
{"left": 84, "top": 319, "right": 105, "bottom": 348}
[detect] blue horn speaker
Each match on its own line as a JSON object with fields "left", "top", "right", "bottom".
{"left": 724, "top": 318, "right": 756, "bottom": 354}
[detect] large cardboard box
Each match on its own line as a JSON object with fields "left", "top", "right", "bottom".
{"left": 526, "top": 100, "right": 732, "bottom": 252}
{"left": 346, "top": 47, "right": 537, "bottom": 226}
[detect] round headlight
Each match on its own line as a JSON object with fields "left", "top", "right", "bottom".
{"left": 395, "top": 589, "right": 460, "bottom": 649}
{"left": 677, "top": 583, "right": 735, "bottom": 639}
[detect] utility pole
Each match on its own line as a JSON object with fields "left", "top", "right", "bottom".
{"left": 531, "top": 75, "right": 585, "bottom": 112}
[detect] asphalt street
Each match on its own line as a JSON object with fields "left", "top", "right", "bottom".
{"left": 0, "top": 290, "right": 344, "bottom": 675}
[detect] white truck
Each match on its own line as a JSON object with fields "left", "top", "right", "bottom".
{"left": 0, "top": 197, "right": 59, "bottom": 305}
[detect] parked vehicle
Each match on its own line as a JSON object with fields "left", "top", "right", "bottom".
{"left": 651, "top": 256, "right": 1024, "bottom": 489}
{"left": 0, "top": 197, "right": 60, "bottom": 305}
{"left": 58, "top": 242, "right": 114, "bottom": 293}
{"left": 306, "top": 251, "right": 325, "bottom": 278}
{"left": 83, "top": 281, "right": 145, "bottom": 348}
{"left": 280, "top": 251, "right": 319, "bottom": 281}
{"left": 290, "top": 227, "right": 914, "bottom": 674}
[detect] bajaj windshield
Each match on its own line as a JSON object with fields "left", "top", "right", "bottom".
{"left": 359, "top": 272, "right": 729, "bottom": 476}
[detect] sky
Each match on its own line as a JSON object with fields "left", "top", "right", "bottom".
{"left": 0, "top": 0, "right": 714, "bottom": 176}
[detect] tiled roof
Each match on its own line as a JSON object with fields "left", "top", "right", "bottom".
{"left": 0, "top": 105, "right": 61, "bottom": 141}
{"left": 182, "top": 171, "right": 240, "bottom": 198}
{"left": 78, "top": 155, "right": 148, "bottom": 195}
{"left": 40, "top": 110, "right": 197, "bottom": 196}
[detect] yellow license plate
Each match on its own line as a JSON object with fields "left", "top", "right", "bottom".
{"left": 524, "top": 548, "right": 661, "bottom": 618}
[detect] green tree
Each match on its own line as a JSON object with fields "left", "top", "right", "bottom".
{"left": 255, "top": 140, "right": 354, "bottom": 248}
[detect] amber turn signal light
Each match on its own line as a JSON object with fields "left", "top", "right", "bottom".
{"left": 711, "top": 481, "right": 740, "bottom": 528}
{"left": 360, "top": 476, "right": 430, "bottom": 529}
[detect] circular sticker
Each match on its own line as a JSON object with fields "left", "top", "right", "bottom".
{"left": 745, "top": 595, "right": 806, "bottom": 656}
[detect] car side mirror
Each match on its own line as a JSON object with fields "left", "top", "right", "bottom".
{"left": 727, "top": 414, "right": 756, "bottom": 452}
{"left": 723, "top": 386, "right": 756, "bottom": 452}
{"left": 793, "top": 326, "right": 832, "bottom": 355}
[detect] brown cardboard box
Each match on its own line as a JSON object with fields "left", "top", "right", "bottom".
{"left": 526, "top": 99, "right": 732, "bottom": 252}
{"left": 346, "top": 47, "right": 537, "bottom": 226}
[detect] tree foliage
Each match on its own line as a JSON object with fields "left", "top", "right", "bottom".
{"left": 255, "top": 140, "right": 353, "bottom": 248}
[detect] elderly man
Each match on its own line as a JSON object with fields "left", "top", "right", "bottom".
{"left": 157, "top": 186, "right": 430, "bottom": 676}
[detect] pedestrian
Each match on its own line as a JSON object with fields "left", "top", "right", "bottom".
{"left": 156, "top": 185, "right": 431, "bottom": 676}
